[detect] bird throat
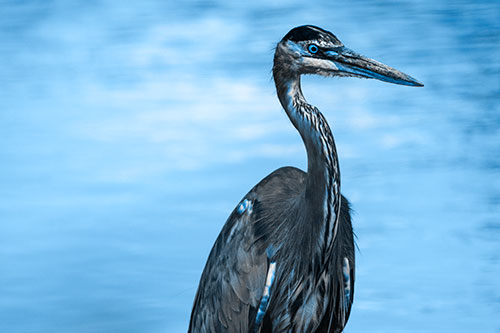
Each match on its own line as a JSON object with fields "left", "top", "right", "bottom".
{"left": 273, "top": 67, "right": 342, "bottom": 253}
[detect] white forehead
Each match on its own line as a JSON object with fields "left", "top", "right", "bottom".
{"left": 283, "top": 39, "right": 341, "bottom": 56}
{"left": 299, "top": 39, "right": 337, "bottom": 48}
{"left": 278, "top": 41, "right": 339, "bottom": 72}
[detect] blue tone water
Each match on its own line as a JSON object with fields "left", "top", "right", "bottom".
{"left": 1, "top": 1, "right": 499, "bottom": 332}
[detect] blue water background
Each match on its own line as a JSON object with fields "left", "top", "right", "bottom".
{"left": 1, "top": 1, "right": 499, "bottom": 332}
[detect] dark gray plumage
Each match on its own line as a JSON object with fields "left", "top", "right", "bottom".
{"left": 189, "top": 25, "right": 422, "bottom": 333}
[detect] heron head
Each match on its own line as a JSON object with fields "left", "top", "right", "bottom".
{"left": 275, "top": 25, "right": 423, "bottom": 87}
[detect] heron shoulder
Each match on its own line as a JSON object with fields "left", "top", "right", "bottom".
{"left": 251, "top": 166, "right": 306, "bottom": 200}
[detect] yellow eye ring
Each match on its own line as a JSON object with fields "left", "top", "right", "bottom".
{"left": 308, "top": 44, "right": 319, "bottom": 54}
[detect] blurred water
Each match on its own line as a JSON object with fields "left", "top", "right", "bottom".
{"left": 1, "top": 0, "right": 499, "bottom": 332}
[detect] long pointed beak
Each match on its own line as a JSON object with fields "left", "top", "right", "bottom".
{"left": 325, "top": 47, "right": 424, "bottom": 87}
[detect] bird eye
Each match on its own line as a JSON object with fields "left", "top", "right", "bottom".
{"left": 308, "top": 44, "right": 319, "bottom": 54}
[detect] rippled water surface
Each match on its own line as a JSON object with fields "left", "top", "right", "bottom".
{"left": 1, "top": 1, "right": 499, "bottom": 332}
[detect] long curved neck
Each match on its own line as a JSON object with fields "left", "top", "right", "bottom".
{"left": 273, "top": 65, "right": 342, "bottom": 249}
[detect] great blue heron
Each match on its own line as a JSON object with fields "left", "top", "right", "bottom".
{"left": 189, "top": 25, "right": 423, "bottom": 332}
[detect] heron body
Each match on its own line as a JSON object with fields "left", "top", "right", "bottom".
{"left": 189, "top": 25, "right": 422, "bottom": 333}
